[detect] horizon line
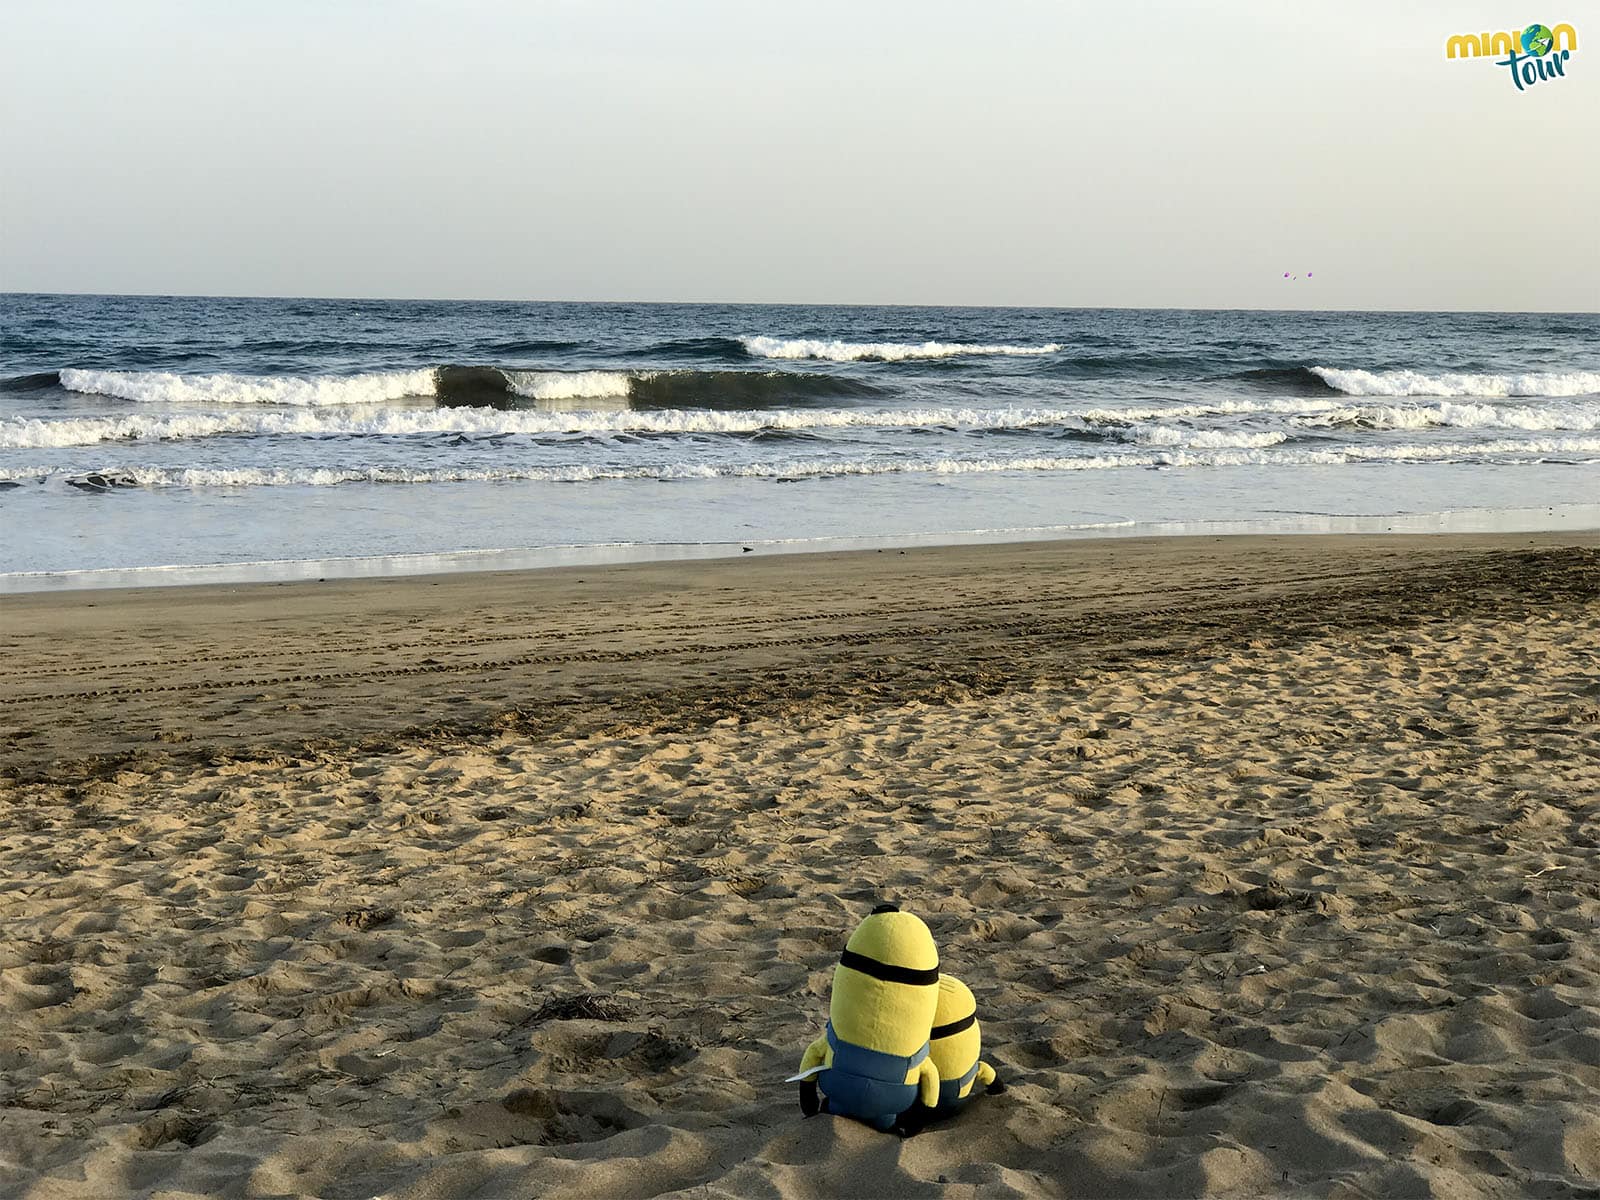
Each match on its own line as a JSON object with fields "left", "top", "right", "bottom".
{"left": 2, "top": 289, "right": 1596, "bottom": 318}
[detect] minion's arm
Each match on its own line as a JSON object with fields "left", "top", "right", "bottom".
{"left": 916, "top": 1056, "right": 941, "bottom": 1107}
{"left": 975, "top": 1060, "right": 997, "bottom": 1089}
{"left": 799, "top": 1035, "right": 829, "bottom": 1073}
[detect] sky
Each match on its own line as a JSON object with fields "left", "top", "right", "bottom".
{"left": 0, "top": 1, "right": 1595, "bottom": 311}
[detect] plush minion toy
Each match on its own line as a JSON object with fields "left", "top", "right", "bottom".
{"left": 792, "top": 904, "right": 942, "bottom": 1131}
{"left": 894, "top": 973, "right": 1004, "bottom": 1135}
{"left": 928, "top": 973, "right": 1001, "bottom": 1113}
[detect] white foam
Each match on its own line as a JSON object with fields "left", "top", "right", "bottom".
{"left": 1074, "top": 398, "right": 1346, "bottom": 422}
{"left": 502, "top": 370, "right": 637, "bottom": 400}
{"left": 58, "top": 367, "right": 439, "bottom": 406}
{"left": 0, "top": 405, "right": 1096, "bottom": 448}
{"left": 8, "top": 437, "right": 1598, "bottom": 491}
{"left": 1312, "top": 367, "right": 1600, "bottom": 398}
{"left": 1130, "top": 426, "right": 1288, "bottom": 449}
{"left": 741, "top": 336, "right": 1062, "bottom": 362}
{"left": 1307, "top": 399, "right": 1600, "bottom": 433}
{"left": 19, "top": 393, "right": 1600, "bottom": 450}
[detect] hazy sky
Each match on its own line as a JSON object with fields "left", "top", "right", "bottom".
{"left": 1, "top": 1, "right": 1595, "bottom": 310}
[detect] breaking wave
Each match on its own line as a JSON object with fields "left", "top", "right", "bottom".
{"left": 1306, "top": 399, "right": 1600, "bottom": 432}
{"left": 44, "top": 366, "right": 883, "bottom": 410}
{"left": 1311, "top": 367, "right": 1600, "bottom": 398}
{"left": 740, "top": 336, "right": 1062, "bottom": 362}
{"left": 58, "top": 368, "right": 440, "bottom": 407}
{"left": 14, "top": 384, "right": 1599, "bottom": 451}
{"left": 39, "top": 363, "right": 1600, "bottom": 413}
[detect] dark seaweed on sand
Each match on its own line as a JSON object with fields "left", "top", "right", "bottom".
{"left": 528, "top": 994, "right": 637, "bottom": 1024}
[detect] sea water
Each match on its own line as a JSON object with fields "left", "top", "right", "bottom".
{"left": 2, "top": 296, "right": 1597, "bottom": 587}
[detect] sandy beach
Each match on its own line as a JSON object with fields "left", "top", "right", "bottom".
{"left": 2, "top": 532, "right": 1598, "bottom": 1200}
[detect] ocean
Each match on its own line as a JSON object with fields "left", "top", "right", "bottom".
{"left": 2, "top": 295, "right": 1597, "bottom": 587}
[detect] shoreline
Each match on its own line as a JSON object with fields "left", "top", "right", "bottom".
{"left": 4, "top": 502, "right": 1599, "bottom": 594}
{"left": 3, "top": 531, "right": 1596, "bottom": 786}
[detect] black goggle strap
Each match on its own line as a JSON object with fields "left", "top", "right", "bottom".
{"left": 838, "top": 948, "right": 939, "bottom": 987}
{"left": 930, "top": 1011, "right": 976, "bottom": 1040}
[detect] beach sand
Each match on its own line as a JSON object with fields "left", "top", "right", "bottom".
{"left": 2, "top": 533, "right": 1598, "bottom": 1199}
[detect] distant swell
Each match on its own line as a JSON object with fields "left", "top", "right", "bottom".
{"left": 636, "top": 336, "right": 749, "bottom": 360}
{"left": 462, "top": 339, "right": 583, "bottom": 356}
{"left": 1041, "top": 353, "right": 1223, "bottom": 377}
{"left": 740, "top": 336, "right": 1062, "bottom": 362}
{"left": 1232, "top": 366, "right": 1340, "bottom": 392}
{"left": 1, "top": 371, "right": 67, "bottom": 392}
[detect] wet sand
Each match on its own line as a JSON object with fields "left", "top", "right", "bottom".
{"left": 1, "top": 533, "right": 1598, "bottom": 1199}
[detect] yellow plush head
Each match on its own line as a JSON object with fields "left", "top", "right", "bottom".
{"left": 829, "top": 904, "right": 940, "bottom": 1057}
{"left": 928, "top": 974, "right": 983, "bottom": 1098}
